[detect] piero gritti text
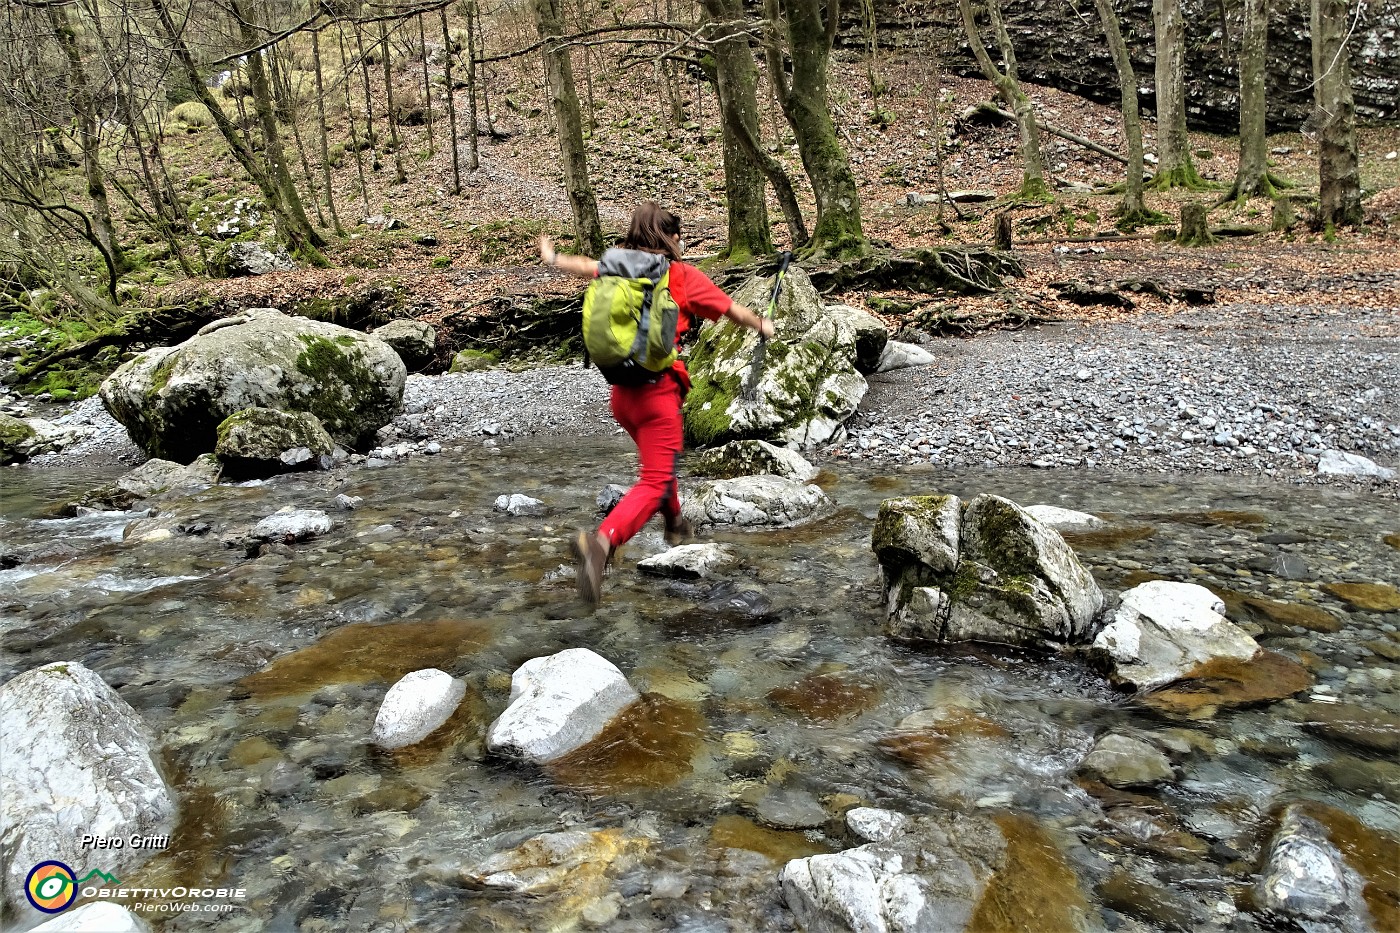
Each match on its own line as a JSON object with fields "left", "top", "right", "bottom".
{"left": 80, "top": 833, "right": 171, "bottom": 850}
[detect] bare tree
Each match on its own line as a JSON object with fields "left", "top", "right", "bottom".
{"left": 1222, "top": 0, "right": 1291, "bottom": 202}
{"left": 1150, "top": 0, "right": 1209, "bottom": 189}
{"left": 762, "top": 0, "right": 866, "bottom": 258}
{"left": 1310, "top": 0, "right": 1362, "bottom": 228}
{"left": 1091, "top": 0, "right": 1152, "bottom": 224}
{"left": 532, "top": 0, "right": 605, "bottom": 255}
{"left": 958, "top": 0, "right": 1050, "bottom": 200}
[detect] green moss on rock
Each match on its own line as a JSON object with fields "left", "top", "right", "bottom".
{"left": 294, "top": 334, "right": 381, "bottom": 438}
{"left": 0, "top": 414, "right": 37, "bottom": 464}
{"left": 683, "top": 369, "right": 741, "bottom": 447}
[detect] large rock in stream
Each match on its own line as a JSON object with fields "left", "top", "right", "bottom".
{"left": 101, "top": 307, "right": 405, "bottom": 461}
{"left": 781, "top": 807, "right": 1096, "bottom": 933}
{"left": 682, "top": 267, "right": 880, "bottom": 449}
{"left": 0, "top": 663, "right": 177, "bottom": 913}
{"left": 873, "top": 494, "right": 1103, "bottom": 648}
{"left": 1091, "top": 580, "right": 1313, "bottom": 715}
{"left": 486, "top": 649, "right": 639, "bottom": 764}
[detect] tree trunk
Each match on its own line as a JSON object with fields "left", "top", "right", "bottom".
{"left": 150, "top": 0, "right": 324, "bottom": 260}
{"left": 1093, "top": 0, "right": 1148, "bottom": 222}
{"left": 532, "top": 0, "right": 604, "bottom": 256}
{"left": 1224, "top": 0, "right": 1285, "bottom": 201}
{"left": 418, "top": 15, "right": 435, "bottom": 156}
{"left": 765, "top": 0, "right": 865, "bottom": 258}
{"left": 1176, "top": 202, "right": 1216, "bottom": 246}
{"left": 440, "top": 8, "right": 463, "bottom": 191}
{"left": 464, "top": 1, "right": 481, "bottom": 171}
{"left": 354, "top": 21, "right": 380, "bottom": 169}
{"left": 957, "top": 0, "right": 1049, "bottom": 200}
{"left": 338, "top": 27, "right": 372, "bottom": 215}
{"left": 1150, "top": 0, "right": 1207, "bottom": 188}
{"left": 46, "top": 3, "right": 129, "bottom": 274}
{"left": 380, "top": 21, "right": 407, "bottom": 183}
{"left": 702, "top": 0, "right": 773, "bottom": 262}
{"left": 1311, "top": 0, "right": 1362, "bottom": 228}
{"left": 230, "top": 0, "right": 326, "bottom": 259}
{"left": 312, "top": 31, "right": 345, "bottom": 235}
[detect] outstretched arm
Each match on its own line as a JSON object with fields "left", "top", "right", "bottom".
{"left": 724, "top": 302, "right": 775, "bottom": 339}
{"left": 539, "top": 235, "right": 598, "bottom": 278}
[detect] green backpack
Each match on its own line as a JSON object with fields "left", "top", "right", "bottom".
{"left": 582, "top": 248, "right": 682, "bottom": 385}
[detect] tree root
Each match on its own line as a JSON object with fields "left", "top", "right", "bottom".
{"left": 803, "top": 247, "right": 1024, "bottom": 296}
{"left": 909, "top": 300, "right": 1056, "bottom": 336}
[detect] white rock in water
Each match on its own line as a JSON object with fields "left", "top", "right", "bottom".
{"left": 1257, "top": 805, "right": 1368, "bottom": 926}
{"left": 782, "top": 847, "right": 936, "bottom": 933}
{"left": 0, "top": 663, "right": 177, "bottom": 912}
{"left": 372, "top": 669, "right": 466, "bottom": 749}
{"left": 486, "top": 648, "right": 639, "bottom": 763}
{"left": 1317, "top": 450, "right": 1396, "bottom": 480}
{"left": 638, "top": 543, "right": 733, "bottom": 580}
{"left": 493, "top": 493, "right": 547, "bottom": 516}
{"left": 875, "top": 341, "right": 937, "bottom": 373}
{"left": 1092, "top": 580, "right": 1260, "bottom": 690}
{"left": 251, "top": 507, "right": 332, "bottom": 542}
{"left": 1023, "top": 505, "right": 1107, "bottom": 531}
{"left": 32, "top": 901, "right": 151, "bottom": 932}
{"left": 846, "top": 807, "right": 910, "bottom": 843}
{"left": 682, "top": 475, "right": 833, "bottom": 528}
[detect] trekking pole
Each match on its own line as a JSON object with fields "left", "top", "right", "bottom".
{"left": 740, "top": 251, "right": 792, "bottom": 401}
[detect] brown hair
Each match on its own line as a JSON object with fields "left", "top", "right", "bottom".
{"left": 622, "top": 201, "right": 682, "bottom": 261}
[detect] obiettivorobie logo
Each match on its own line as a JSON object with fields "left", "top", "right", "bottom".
{"left": 24, "top": 862, "right": 119, "bottom": 914}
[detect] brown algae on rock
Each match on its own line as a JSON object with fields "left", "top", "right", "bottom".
{"left": 967, "top": 813, "right": 1094, "bottom": 933}
{"left": 1323, "top": 581, "right": 1400, "bottom": 612}
{"left": 547, "top": 694, "right": 705, "bottom": 795}
{"left": 766, "top": 672, "right": 880, "bottom": 722}
{"left": 238, "top": 619, "right": 489, "bottom": 699}
{"left": 708, "top": 814, "right": 832, "bottom": 863}
{"left": 1141, "top": 651, "right": 1313, "bottom": 718}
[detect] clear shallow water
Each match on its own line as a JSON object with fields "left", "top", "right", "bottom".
{"left": 2, "top": 443, "right": 1398, "bottom": 931}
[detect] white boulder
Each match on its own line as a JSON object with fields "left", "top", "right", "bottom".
{"left": 1092, "top": 581, "right": 1260, "bottom": 690}
{"left": 637, "top": 544, "right": 733, "bottom": 580}
{"left": 0, "top": 663, "right": 177, "bottom": 913}
{"left": 875, "top": 341, "right": 937, "bottom": 373}
{"left": 1317, "top": 451, "right": 1395, "bottom": 480}
{"left": 1023, "top": 505, "right": 1107, "bottom": 531}
{"left": 682, "top": 475, "right": 833, "bottom": 528}
{"left": 493, "top": 494, "right": 546, "bottom": 517}
{"left": 486, "top": 649, "right": 639, "bottom": 763}
{"left": 691, "top": 440, "right": 818, "bottom": 481}
{"left": 372, "top": 669, "right": 466, "bottom": 749}
{"left": 250, "top": 507, "right": 332, "bottom": 543}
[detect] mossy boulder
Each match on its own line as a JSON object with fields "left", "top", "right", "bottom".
{"left": 68, "top": 456, "right": 222, "bottom": 513}
{"left": 449, "top": 348, "right": 498, "bottom": 373}
{"left": 100, "top": 308, "right": 405, "bottom": 461}
{"left": 215, "top": 407, "right": 335, "bottom": 477}
{"left": 689, "top": 439, "right": 818, "bottom": 481}
{"left": 874, "top": 494, "right": 1104, "bottom": 648}
{"left": 683, "top": 266, "right": 868, "bottom": 450}
{"left": 0, "top": 414, "right": 37, "bottom": 465}
{"left": 824, "top": 304, "right": 888, "bottom": 374}
{"left": 372, "top": 319, "right": 437, "bottom": 369}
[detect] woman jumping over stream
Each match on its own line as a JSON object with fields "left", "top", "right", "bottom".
{"left": 539, "top": 201, "right": 774, "bottom": 606}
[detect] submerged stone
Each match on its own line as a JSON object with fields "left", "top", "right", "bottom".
{"left": 1142, "top": 651, "right": 1313, "bottom": 718}
{"left": 238, "top": 619, "right": 489, "bottom": 699}
{"left": 1243, "top": 596, "right": 1342, "bottom": 633}
{"left": 1323, "top": 582, "right": 1400, "bottom": 613}
{"left": 1300, "top": 702, "right": 1400, "bottom": 754}
{"left": 683, "top": 474, "right": 833, "bottom": 528}
{"left": 710, "top": 814, "right": 832, "bottom": 864}
{"left": 1257, "top": 803, "right": 1377, "bottom": 931}
{"left": 767, "top": 672, "right": 880, "bottom": 723}
{"left": 462, "top": 828, "right": 649, "bottom": 895}
{"left": 545, "top": 693, "right": 703, "bottom": 794}
{"left": 1077, "top": 733, "right": 1174, "bottom": 788}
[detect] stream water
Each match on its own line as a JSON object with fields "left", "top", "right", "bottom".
{"left": 2, "top": 441, "right": 1397, "bottom": 932}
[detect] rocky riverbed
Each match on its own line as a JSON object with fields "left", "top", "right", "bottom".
{"left": 16, "top": 300, "right": 1398, "bottom": 495}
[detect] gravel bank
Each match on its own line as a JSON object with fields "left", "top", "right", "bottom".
{"left": 19, "top": 303, "right": 1399, "bottom": 494}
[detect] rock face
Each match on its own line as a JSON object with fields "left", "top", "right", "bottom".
{"left": 100, "top": 307, "right": 406, "bottom": 462}
{"left": 371, "top": 320, "right": 437, "bottom": 369}
{"left": 372, "top": 669, "right": 466, "bottom": 749}
{"left": 1092, "top": 581, "right": 1261, "bottom": 690}
{"left": 638, "top": 543, "right": 733, "bottom": 580}
{"left": 824, "top": 304, "right": 889, "bottom": 374}
{"left": 683, "top": 475, "right": 834, "bottom": 528}
{"left": 1257, "top": 804, "right": 1375, "bottom": 933}
{"left": 874, "top": 494, "right": 1104, "bottom": 648}
{"left": 220, "top": 241, "right": 295, "bottom": 276}
{"left": 215, "top": 407, "right": 334, "bottom": 476}
{"left": 781, "top": 808, "right": 1094, "bottom": 933}
{"left": 846, "top": 0, "right": 1399, "bottom": 130}
{"left": 486, "top": 649, "right": 640, "bottom": 764}
{"left": 683, "top": 266, "right": 872, "bottom": 449}
{"left": 0, "top": 663, "right": 177, "bottom": 913}
{"left": 690, "top": 439, "right": 819, "bottom": 481}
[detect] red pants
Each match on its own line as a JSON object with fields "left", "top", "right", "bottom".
{"left": 598, "top": 378, "right": 683, "bottom": 548}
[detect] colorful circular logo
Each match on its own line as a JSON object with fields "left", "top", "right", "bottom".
{"left": 25, "top": 861, "right": 77, "bottom": 914}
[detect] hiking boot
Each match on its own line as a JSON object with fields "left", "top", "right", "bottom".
{"left": 664, "top": 516, "right": 694, "bottom": 547}
{"left": 570, "top": 530, "right": 609, "bottom": 605}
